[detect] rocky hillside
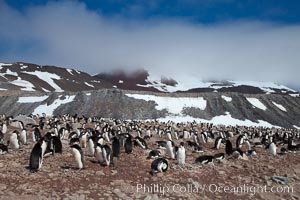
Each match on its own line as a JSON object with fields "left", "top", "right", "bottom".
{"left": 0, "top": 61, "right": 300, "bottom": 128}
{"left": 1, "top": 62, "right": 298, "bottom": 94}
{"left": 0, "top": 89, "right": 299, "bottom": 128}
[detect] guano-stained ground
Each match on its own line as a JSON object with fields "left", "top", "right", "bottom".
{"left": 0, "top": 126, "right": 300, "bottom": 200}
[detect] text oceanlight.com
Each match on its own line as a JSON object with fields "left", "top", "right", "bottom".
{"left": 136, "top": 183, "right": 294, "bottom": 195}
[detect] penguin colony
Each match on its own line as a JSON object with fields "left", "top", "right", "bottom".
{"left": 0, "top": 114, "right": 300, "bottom": 175}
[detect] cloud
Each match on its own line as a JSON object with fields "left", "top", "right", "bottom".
{"left": 0, "top": 1, "right": 300, "bottom": 88}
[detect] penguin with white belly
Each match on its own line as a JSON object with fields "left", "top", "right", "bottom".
{"left": 8, "top": 130, "right": 20, "bottom": 149}
{"left": 70, "top": 144, "right": 84, "bottom": 169}
{"left": 176, "top": 142, "right": 186, "bottom": 166}
{"left": 166, "top": 140, "right": 175, "bottom": 159}
{"left": 20, "top": 128, "right": 27, "bottom": 145}
{"left": 150, "top": 158, "right": 168, "bottom": 176}
{"left": 95, "top": 143, "right": 112, "bottom": 166}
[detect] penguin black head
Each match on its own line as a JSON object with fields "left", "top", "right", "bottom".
{"left": 180, "top": 142, "right": 184, "bottom": 147}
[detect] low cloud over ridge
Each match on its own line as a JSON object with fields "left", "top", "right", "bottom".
{"left": 0, "top": 1, "right": 300, "bottom": 89}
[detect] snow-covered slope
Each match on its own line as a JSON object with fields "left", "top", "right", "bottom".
{"left": 0, "top": 62, "right": 298, "bottom": 95}
{"left": 95, "top": 69, "right": 298, "bottom": 95}
{"left": 0, "top": 62, "right": 111, "bottom": 92}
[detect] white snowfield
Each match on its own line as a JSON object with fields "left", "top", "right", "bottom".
{"left": 246, "top": 98, "right": 267, "bottom": 110}
{"left": 33, "top": 95, "right": 75, "bottom": 116}
{"left": 272, "top": 101, "right": 287, "bottom": 112}
{"left": 20, "top": 65, "right": 28, "bottom": 69}
{"left": 126, "top": 93, "right": 281, "bottom": 128}
{"left": 24, "top": 71, "right": 64, "bottom": 92}
{"left": 221, "top": 95, "right": 232, "bottom": 102}
{"left": 0, "top": 63, "right": 12, "bottom": 68}
{"left": 125, "top": 93, "right": 207, "bottom": 114}
{"left": 290, "top": 94, "right": 300, "bottom": 97}
{"left": 66, "top": 69, "right": 74, "bottom": 75}
{"left": 17, "top": 95, "right": 49, "bottom": 103}
{"left": 136, "top": 71, "right": 297, "bottom": 94}
{"left": 10, "top": 77, "right": 36, "bottom": 91}
{"left": 156, "top": 112, "right": 279, "bottom": 128}
{"left": 293, "top": 125, "right": 300, "bottom": 129}
{"left": 84, "top": 82, "right": 94, "bottom": 88}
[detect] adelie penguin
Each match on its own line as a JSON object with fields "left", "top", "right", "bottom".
{"left": 0, "top": 144, "right": 8, "bottom": 154}
{"left": 176, "top": 142, "right": 186, "bottom": 166}
{"left": 134, "top": 136, "right": 148, "bottom": 149}
{"left": 95, "top": 143, "right": 112, "bottom": 166}
{"left": 45, "top": 135, "right": 63, "bottom": 156}
{"left": 147, "top": 150, "right": 161, "bottom": 159}
{"left": 79, "top": 131, "right": 89, "bottom": 148}
{"left": 150, "top": 158, "right": 168, "bottom": 176}
{"left": 195, "top": 155, "right": 214, "bottom": 165}
{"left": 112, "top": 137, "right": 120, "bottom": 158}
{"left": 8, "top": 130, "right": 20, "bottom": 149}
{"left": 70, "top": 144, "right": 84, "bottom": 169}
{"left": 87, "top": 136, "right": 96, "bottom": 157}
{"left": 236, "top": 134, "right": 245, "bottom": 148}
{"left": 267, "top": 142, "right": 277, "bottom": 156}
{"left": 29, "top": 135, "right": 51, "bottom": 172}
{"left": 225, "top": 140, "right": 233, "bottom": 155}
{"left": 213, "top": 153, "right": 225, "bottom": 161}
{"left": 20, "top": 128, "right": 27, "bottom": 145}
{"left": 124, "top": 134, "right": 133, "bottom": 154}
{"left": 32, "top": 127, "right": 42, "bottom": 142}
{"left": 213, "top": 137, "right": 223, "bottom": 150}
{"left": 166, "top": 140, "right": 175, "bottom": 159}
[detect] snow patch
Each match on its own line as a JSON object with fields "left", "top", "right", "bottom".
{"left": 66, "top": 69, "right": 74, "bottom": 75}
{"left": 5, "top": 69, "right": 18, "bottom": 76}
{"left": 10, "top": 77, "right": 35, "bottom": 91}
{"left": 33, "top": 95, "right": 75, "bottom": 116}
{"left": 125, "top": 94, "right": 207, "bottom": 114}
{"left": 246, "top": 98, "right": 267, "bottom": 110}
{"left": 233, "top": 81, "right": 296, "bottom": 93}
{"left": 17, "top": 95, "right": 49, "bottom": 103}
{"left": 290, "top": 94, "right": 299, "bottom": 97}
{"left": 41, "top": 88, "right": 50, "bottom": 92}
{"left": 137, "top": 71, "right": 296, "bottom": 94}
{"left": 0, "top": 88, "right": 7, "bottom": 91}
{"left": 0, "top": 68, "right": 18, "bottom": 78}
{"left": 293, "top": 125, "right": 300, "bottom": 129}
{"left": 156, "top": 112, "right": 279, "bottom": 128}
{"left": 84, "top": 82, "right": 94, "bottom": 88}
{"left": 0, "top": 63, "right": 12, "bottom": 69}
{"left": 24, "top": 71, "right": 63, "bottom": 92}
{"left": 86, "top": 93, "right": 91, "bottom": 96}
{"left": 91, "top": 80, "right": 101, "bottom": 83}
{"left": 221, "top": 95, "right": 232, "bottom": 102}
{"left": 119, "top": 80, "right": 124, "bottom": 84}
{"left": 272, "top": 101, "right": 287, "bottom": 112}
{"left": 20, "top": 65, "right": 28, "bottom": 69}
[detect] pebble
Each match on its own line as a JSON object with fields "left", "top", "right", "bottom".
{"left": 0, "top": 184, "right": 7, "bottom": 190}
{"left": 111, "top": 170, "right": 118, "bottom": 175}
{"left": 96, "top": 170, "right": 105, "bottom": 176}
{"left": 217, "top": 170, "right": 225, "bottom": 175}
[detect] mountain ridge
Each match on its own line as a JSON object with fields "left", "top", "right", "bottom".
{"left": 0, "top": 62, "right": 298, "bottom": 95}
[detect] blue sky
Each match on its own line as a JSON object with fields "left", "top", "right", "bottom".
{"left": 6, "top": 0, "right": 300, "bottom": 23}
{"left": 1, "top": 0, "right": 300, "bottom": 89}
{"left": 5, "top": 0, "right": 300, "bottom": 24}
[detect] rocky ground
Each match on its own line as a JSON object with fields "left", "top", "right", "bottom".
{"left": 0, "top": 125, "right": 300, "bottom": 200}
